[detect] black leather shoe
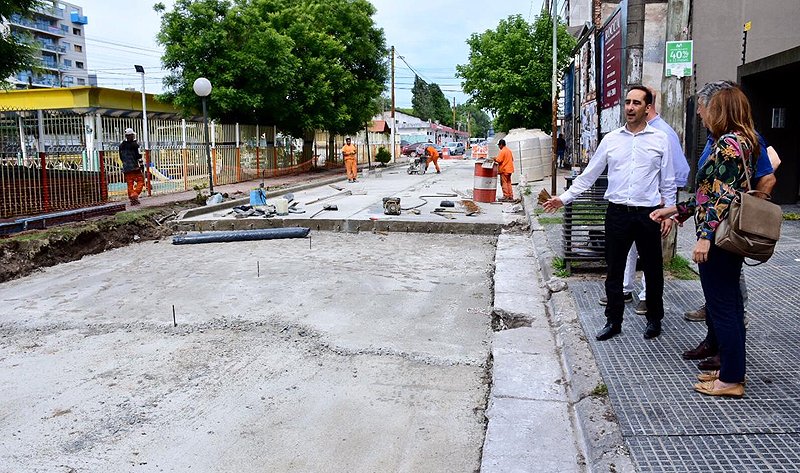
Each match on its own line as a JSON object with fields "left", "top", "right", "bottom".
{"left": 698, "top": 354, "right": 721, "bottom": 370}
{"left": 682, "top": 340, "right": 717, "bottom": 360}
{"left": 643, "top": 322, "right": 661, "bottom": 339}
{"left": 595, "top": 323, "right": 622, "bottom": 341}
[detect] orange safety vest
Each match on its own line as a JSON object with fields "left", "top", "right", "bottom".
{"left": 495, "top": 146, "right": 514, "bottom": 174}
{"left": 342, "top": 144, "right": 356, "bottom": 159}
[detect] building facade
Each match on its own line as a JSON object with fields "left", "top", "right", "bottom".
{"left": 563, "top": 0, "right": 800, "bottom": 202}
{"left": 385, "top": 111, "right": 469, "bottom": 145}
{"left": 4, "top": 1, "right": 89, "bottom": 88}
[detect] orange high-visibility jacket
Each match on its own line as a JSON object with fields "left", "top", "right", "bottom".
{"left": 342, "top": 144, "right": 357, "bottom": 159}
{"left": 495, "top": 146, "right": 514, "bottom": 174}
{"left": 426, "top": 145, "right": 439, "bottom": 159}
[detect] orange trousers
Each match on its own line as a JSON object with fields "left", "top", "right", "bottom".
{"left": 500, "top": 173, "right": 513, "bottom": 199}
{"left": 426, "top": 156, "right": 440, "bottom": 172}
{"left": 345, "top": 157, "right": 357, "bottom": 180}
{"left": 125, "top": 170, "right": 145, "bottom": 199}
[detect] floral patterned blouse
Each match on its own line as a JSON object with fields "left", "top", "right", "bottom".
{"left": 675, "top": 133, "right": 756, "bottom": 240}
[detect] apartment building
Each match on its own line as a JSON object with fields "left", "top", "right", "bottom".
{"left": 4, "top": 1, "right": 89, "bottom": 88}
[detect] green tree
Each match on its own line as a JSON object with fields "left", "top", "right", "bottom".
{"left": 0, "top": 0, "right": 42, "bottom": 86}
{"left": 456, "top": 103, "right": 491, "bottom": 138}
{"left": 411, "top": 76, "right": 453, "bottom": 127}
{"left": 155, "top": 0, "right": 388, "bottom": 137}
{"left": 411, "top": 75, "right": 432, "bottom": 120}
{"left": 456, "top": 14, "right": 575, "bottom": 132}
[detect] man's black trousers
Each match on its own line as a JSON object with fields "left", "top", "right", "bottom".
{"left": 604, "top": 202, "right": 664, "bottom": 325}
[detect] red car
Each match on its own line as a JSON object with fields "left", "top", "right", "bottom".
{"left": 401, "top": 141, "right": 429, "bottom": 157}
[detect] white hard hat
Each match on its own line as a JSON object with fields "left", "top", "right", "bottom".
{"left": 124, "top": 128, "right": 136, "bottom": 135}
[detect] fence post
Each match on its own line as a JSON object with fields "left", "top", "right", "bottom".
{"left": 182, "top": 147, "right": 189, "bottom": 191}
{"left": 235, "top": 123, "right": 241, "bottom": 182}
{"left": 40, "top": 152, "right": 50, "bottom": 213}
{"left": 98, "top": 150, "right": 108, "bottom": 202}
{"left": 144, "top": 149, "right": 152, "bottom": 196}
{"left": 211, "top": 121, "right": 217, "bottom": 184}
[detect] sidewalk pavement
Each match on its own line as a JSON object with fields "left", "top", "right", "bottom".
{"left": 528, "top": 169, "right": 800, "bottom": 472}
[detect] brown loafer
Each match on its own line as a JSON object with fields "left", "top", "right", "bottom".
{"left": 698, "top": 354, "right": 721, "bottom": 370}
{"left": 694, "top": 380, "right": 745, "bottom": 398}
{"left": 697, "top": 371, "right": 747, "bottom": 384}
{"left": 682, "top": 341, "right": 717, "bottom": 360}
{"left": 697, "top": 370, "right": 719, "bottom": 382}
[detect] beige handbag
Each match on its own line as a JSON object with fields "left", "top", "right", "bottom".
{"left": 714, "top": 138, "right": 782, "bottom": 263}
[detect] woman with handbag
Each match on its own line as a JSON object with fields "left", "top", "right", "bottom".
{"left": 650, "top": 87, "right": 758, "bottom": 398}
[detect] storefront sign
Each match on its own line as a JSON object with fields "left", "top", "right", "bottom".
{"left": 601, "top": 10, "right": 622, "bottom": 109}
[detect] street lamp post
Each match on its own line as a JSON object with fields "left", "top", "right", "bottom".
{"left": 134, "top": 64, "right": 150, "bottom": 194}
{"left": 193, "top": 77, "right": 214, "bottom": 194}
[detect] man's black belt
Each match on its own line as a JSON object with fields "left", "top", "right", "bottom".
{"left": 608, "top": 202, "right": 661, "bottom": 212}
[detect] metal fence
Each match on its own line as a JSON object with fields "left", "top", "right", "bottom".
{"left": 0, "top": 109, "right": 375, "bottom": 219}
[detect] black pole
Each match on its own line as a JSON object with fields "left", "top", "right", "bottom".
{"left": 365, "top": 124, "right": 372, "bottom": 169}
{"left": 742, "top": 29, "right": 748, "bottom": 65}
{"left": 202, "top": 97, "right": 214, "bottom": 193}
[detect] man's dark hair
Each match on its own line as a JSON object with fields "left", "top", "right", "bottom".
{"left": 498, "top": 139, "right": 506, "bottom": 146}
{"left": 627, "top": 85, "right": 653, "bottom": 105}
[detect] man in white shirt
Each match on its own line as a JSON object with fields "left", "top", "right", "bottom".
{"left": 543, "top": 86, "right": 676, "bottom": 341}
{"left": 604, "top": 89, "right": 690, "bottom": 315}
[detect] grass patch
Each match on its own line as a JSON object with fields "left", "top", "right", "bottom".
{"left": 112, "top": 208, "right": 160, "bottom": 225}
{"left": 551, "top": 256, "right": 569, "bottom": 278}
{"left": 538, "top": 216, "right": 564, "bottom": 224}
{"left": 591, "top": 383, "right": 608, "bottom": 397}
{"left": 784, "top": 212, "right": 800, "bottom": 221}
{"left": 665, "top": 255, "right": 698, "bottom": 280}
{"left": 5, "top": 224, "right": 98, "bottom": 243}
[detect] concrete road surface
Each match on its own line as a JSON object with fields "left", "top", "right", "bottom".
{"left": 0, "top": 231, "right": 496, "bottom": 472}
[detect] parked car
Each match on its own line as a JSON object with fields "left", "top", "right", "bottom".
{"left": 401, "top": 141, "right": 428, "bottom": 157}
{"left": 414, "top": 142, "right": 442, "bottom": 157}
{"left": 445, "top": 142, "right": 465, "bottom": 155}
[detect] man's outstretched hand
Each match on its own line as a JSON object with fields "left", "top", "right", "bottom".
{"left": 542, "top": 197, "right": 564, "bottom": 213}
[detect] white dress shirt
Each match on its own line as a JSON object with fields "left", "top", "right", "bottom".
{"left": 559, "top": 123, "right": 676, "bottom": 207}
{"left": 649, "top": 115, "right": 690, "bottom": 187}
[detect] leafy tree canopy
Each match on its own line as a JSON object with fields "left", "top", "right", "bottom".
{"left": 0, "top": 0, "right": 42, "bottom": 85}
{"left": 456, "top": 14, "right": 575, "bottom": 132}
{"left": 411, "top": 76, "right": 453, "bottom": 127}
{"left": 455, "top": 102, "right": 491, "bottom": 138}
{"left": 155, "top": 0, "right": 388, "bottom": 136}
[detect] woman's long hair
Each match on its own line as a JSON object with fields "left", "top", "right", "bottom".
{"left": 705, "top": 87, "right": 760, "bottom": 158}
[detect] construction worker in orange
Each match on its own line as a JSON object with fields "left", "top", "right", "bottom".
{"left": 342, "top": 137, "right": 358, "bottom": 182}
{"left": 119, "top": 128, "right": 145, "bottom": 206}
{"left": 494, "top": 139, "right": 515, "bottom": 201}
{"left": 424, "top": 141, "right": 441, "bottom": 174}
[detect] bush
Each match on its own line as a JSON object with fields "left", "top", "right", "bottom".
{"left": 375, "top": 147, "right": 391, "bottom": 165}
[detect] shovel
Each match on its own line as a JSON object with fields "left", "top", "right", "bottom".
{"left": 309, "top": 204, "right": 338, "bottom": 219}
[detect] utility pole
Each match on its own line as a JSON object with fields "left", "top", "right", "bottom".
{"left": 660, "top": 0, "right": 691, "bottom": 147}
{"left": 452, "top": 97, "right": 456, "bottom": 133}
{"left": 550, "top": 0, "right": 558, "bottom": 195}
{"left": 390, "top": 46, "right": 396, "bottom": 163}
{"left": 625, "top": 0, "right": 645, "bottom": 88}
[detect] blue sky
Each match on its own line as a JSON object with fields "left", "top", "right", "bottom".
{"left": 80, "top": 0, "right": 546, "bottom": 108}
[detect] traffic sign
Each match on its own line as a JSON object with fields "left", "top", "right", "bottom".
{"left": 665, "top": 40, "right": 693, "bottom": 77}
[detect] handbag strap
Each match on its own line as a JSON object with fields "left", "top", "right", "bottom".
{"left": 731, "top": 134, "right": 754, "bottom": 192}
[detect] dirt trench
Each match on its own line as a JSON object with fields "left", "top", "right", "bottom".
{"left": 0, "top": 203, "right": 191, "bottom": 284}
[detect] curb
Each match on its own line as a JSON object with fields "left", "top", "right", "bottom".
{"left": 521, "top": 189, "right": 635, "bottom": 473}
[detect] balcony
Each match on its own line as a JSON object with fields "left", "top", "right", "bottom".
{"left": 14, "top": 72, "right": 61, "bottom": 88}
{"left": 8, "top": 14, "right": 65, "bottom": 37}
{"left": 37, "top": 40, "right": 67, "bottom": 54}
{"left": 35, "top": 6, "right": 65, "bottom": 19}
{"left": 70, "top": 12, "right": 88, "bottom": 25}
